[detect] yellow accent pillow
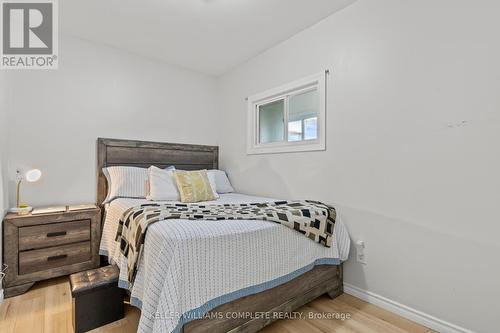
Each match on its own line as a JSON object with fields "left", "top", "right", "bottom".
{"left": 174, "top": 170, "right": 216, "bottom": 203}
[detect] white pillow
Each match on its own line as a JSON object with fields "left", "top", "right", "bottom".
{"left": 147, "top": 165, "right": 179, "bottom": 201}
{"left": 207, "top": 171, "right": 220, "bottom": 199}
{"left": 208, "top": 170, "right": 234, "bottom": 194}
{"left": 103, "top": 166, "right": 148, "bottom": 204}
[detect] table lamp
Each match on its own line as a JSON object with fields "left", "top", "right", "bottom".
{"left": 9, "top": 168, "right": 42, "bottom": 215}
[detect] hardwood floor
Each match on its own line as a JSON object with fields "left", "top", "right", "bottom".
{"left": 0, "top": 277, "right": 435, "bottom": 333}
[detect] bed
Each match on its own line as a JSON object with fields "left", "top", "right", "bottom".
{"left": 97, "top": 138, "right": 349, "bottom": 333}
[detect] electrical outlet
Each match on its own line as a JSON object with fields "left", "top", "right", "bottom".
{"left": 355, "top": 240, "right": 367, "bottom": 265}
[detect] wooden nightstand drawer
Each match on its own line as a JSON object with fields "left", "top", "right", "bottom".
{"left": 19, "top": 219, "right": 91, "bottom": 251}
{"left": 3, "top": 207, "right": 100, "bottom": 297}
{"left": 19, "top": 241, "right": 92, "bottom": 275}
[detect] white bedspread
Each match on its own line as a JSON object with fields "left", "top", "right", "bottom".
{"left": 100, "top": 193, "right": 350, "bottom": 333}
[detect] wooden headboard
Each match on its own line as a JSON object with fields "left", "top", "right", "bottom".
{"left": 96, "top": 138, "right": 219, "bottom": 207}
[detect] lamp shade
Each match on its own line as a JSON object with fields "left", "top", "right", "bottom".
{"left": 25, "top": 169, "right": 42, "bottom": 183}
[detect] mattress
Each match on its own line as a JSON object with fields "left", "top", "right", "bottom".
{"left": 100, "top": 193, "right": 350, "bottom": 333}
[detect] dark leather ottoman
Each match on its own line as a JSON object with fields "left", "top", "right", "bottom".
{"left": 70, "top": 265, "right": 124, "bottom": 333}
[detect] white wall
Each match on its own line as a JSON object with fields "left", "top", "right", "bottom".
{"left": 0, "top": 68, "right": 10, "bottom": 298}
{"left": 0, "top": 73, "right": 7, "bottom": 215}
{"left": 216, "top": 1, "right": 500, "bottom": 332}
{"left": 4, "top": 36, "right": 218, "bottom": 207}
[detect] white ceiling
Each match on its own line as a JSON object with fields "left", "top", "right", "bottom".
{"left": 61, "top": 0, "right": 355, "bottom": 76}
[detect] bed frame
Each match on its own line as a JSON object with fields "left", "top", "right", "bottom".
{"left": 96, "top": 138, "right": 343, "bottom": 333}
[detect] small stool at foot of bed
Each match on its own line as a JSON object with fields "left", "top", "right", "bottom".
{"left": 69, "top": 265, "right": 125, "bottom": 333}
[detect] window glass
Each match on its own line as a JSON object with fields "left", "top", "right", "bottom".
{"left": 304, "top": 117, "right": 318, "bottom": 140}
{"left": 288, "top": 120, "right": 302, "bottom": 142}
{"left": 259, "top": 99, "right": 284, "bottom": 144}
{"left": 288, "top": 88, "right": 318, "bottom": 141}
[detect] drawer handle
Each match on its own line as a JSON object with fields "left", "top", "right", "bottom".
{"left": 47, "top": 231, "right": 67, "bottom": 237}
{"left": 47, "top": 254, "right": 67, "bottom": 261}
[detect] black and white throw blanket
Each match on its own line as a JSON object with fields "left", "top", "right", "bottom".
{"left": 116, "top": 200, "right": 336, "bottom": 284}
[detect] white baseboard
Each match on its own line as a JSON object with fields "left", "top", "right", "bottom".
{"left": 343, "top": 283, "right": 475, "bottom": 333}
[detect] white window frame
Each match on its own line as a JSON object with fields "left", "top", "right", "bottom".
{"left": 247, "top": 71, "right": 326, "bottom": 154}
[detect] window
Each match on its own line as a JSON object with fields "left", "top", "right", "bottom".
{"left": 247, "top": 72, "right": 326, "bottom": 154}
{"left": 259, "top": 99, "right": 284, "bottom": 144}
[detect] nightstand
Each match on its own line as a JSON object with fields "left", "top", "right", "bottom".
{"left": 2, "top": 207, "right": 101, "bottom": 297}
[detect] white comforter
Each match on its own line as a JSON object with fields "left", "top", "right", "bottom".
{"left": 100, "top": 193, "right": 350, "bottom": 333}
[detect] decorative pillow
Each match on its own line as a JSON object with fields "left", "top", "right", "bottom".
{"left": 147, "top": 165, "right": 179, "bottom": 201}
{"left": 102, "top": 166, "right": 149, "bottom": 204}
{"left": 208, "top": 169, "right": 234, "bottom": 193}
{"left": 207, "top": 172, "right": 220, "bottom": 199}
{"left": 174, "top": 170, "right": 217, "bottom": 203}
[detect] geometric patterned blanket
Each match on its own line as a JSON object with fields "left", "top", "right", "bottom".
{"left": 116, "top": 200, "right": 336, "bottom": 285}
